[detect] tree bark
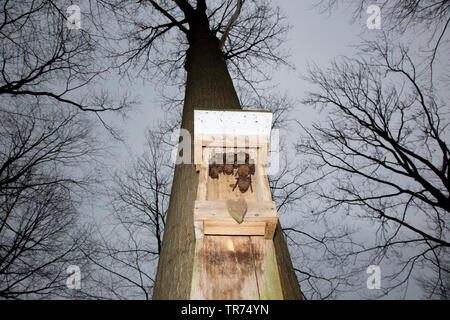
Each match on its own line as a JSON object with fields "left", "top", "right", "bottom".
{"left": 152, "top": 16, "right": 302, "bottom": 300}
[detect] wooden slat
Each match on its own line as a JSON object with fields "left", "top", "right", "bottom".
{"left": 203, "top": 221, "right": 266, "bottom": 236}
{"left": 194, "top": 221, "right": 204, "bottom": 239}
{"left": 255, "top": 163, "right": 272, "bottom": 202}
{"left": 196, "top": 148, "right": 210, "bottom": 201}
{"left": 194, "top": 200, "right": 277, "bottom": 239}
{"left": 250, "top": 237, "right": 284, "bottom": 300}
{"left": 194, "top": 141, "right": 203, "bottom": 171}
{"left": 191, "top": 236, "right": 260, "bottom": 300}
{"left": 264, "top": 222, "right": 277, "bottom": 240}
{"left": 190, "top": 236, "right": 283, "bottom": 300}
{"left": 257, "top": 142, "right": 270, "bottom": 164}
{"left": 194, "top": 200, "right": 277, "bottom": 221}
{"left": 197, "top": 166, "right": 208, "bottom": 202}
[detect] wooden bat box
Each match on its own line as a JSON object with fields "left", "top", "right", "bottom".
{"left": 193, "top": 109, "right": 278, "bottom": 240}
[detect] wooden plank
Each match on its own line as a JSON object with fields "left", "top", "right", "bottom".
{"left": 190, "top": 236, "right": 283, "bottom": 300}
{"left": 194, "top": 200, "right": 277, "bottom": 239}
{"left": 196, "top": 148, "right": 211, "bottom": 201}
{"left": 250, "top": 237, "right": 284, "bottom": 300}
{"left": 197, "top": 166, "right": 208, "bottom": 202}
{"left": 194, "top": 200, "right": 277, "bottom": 221}
{"left": 194, "top": 221, "right": 204, "bottom": 240}
{"left": 190, "top": 236, "right": 260, "bottom": 300}
{"left": 203, "top": 221, "right": 266, "bottom": 236}
{"left": 264, "top": 222, "right": 277, "bottom": 240}
{"left": 255, "top": 164, "right": 272, "bottom": 202}
{"left": 194, "top": 140, "right": 203, "bottom": 171}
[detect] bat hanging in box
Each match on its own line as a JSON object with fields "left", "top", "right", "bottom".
{"left": 223, "top": 152, "right": 235, "bottom": 175}
{"left": 231, "top": 151, "right": 255, "bottom": 194}
{"left": 208, "top": 153, "right": 235, "bottom": 179}
{"left": 208, "top": 153, "right": 224, "bottom": 179}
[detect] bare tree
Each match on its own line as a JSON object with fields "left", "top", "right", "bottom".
{"left": 281, "top": 0, "right": 450, "bottom": 300}
{"left": 0, "top": 0, "right": 138, "bottom": 299}
{"left": 316, "top": 0, "right": 450, "bottom": 85}
{"left": 82, "top": 131, "right": 172, "bottom": 299}
{"left": 0, "top": 0, "right": 132, "bottom": 114}
{"left": 317, "top": 0, "right": 449, "bottom": 31}
{"left": 0, "top": 98, "right": 103, "bottom": 298}
{"left": 298, "top": 34, "right": 449, "bottom": 298}
{"left": 98, "top": 0, "right": 290, "bottom": 85}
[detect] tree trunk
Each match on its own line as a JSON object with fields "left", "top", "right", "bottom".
{"left": 152, "top": 16, "right": 302, "bottom": 300}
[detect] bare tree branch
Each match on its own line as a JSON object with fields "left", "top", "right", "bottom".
{"left": 219, "top": 0, "right": 243, "bottom": 50}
